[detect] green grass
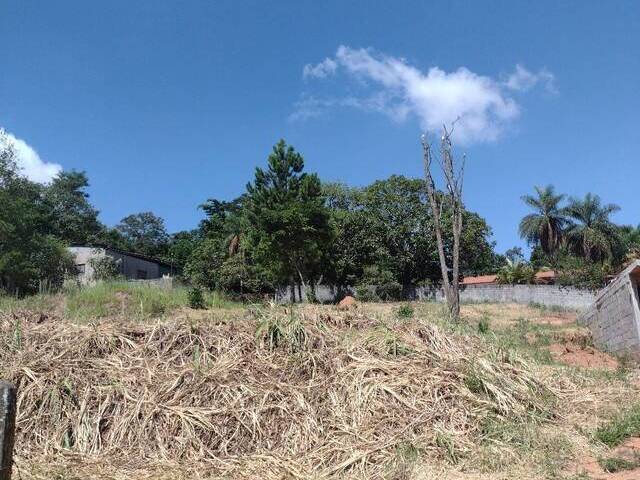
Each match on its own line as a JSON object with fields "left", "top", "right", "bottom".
{"left": 63, "top": 281, "right": 189, "bottom": 320}
{"left": 598, "top": 456, "right": 640, "bottom": 473}
{"left": 1, "top": 281, "right": 241, "bottom": 321}
{"left": 486, "top": 317, "right": 559, "bottom": 365}
{"left": 0, "top": 292, "right": 58, "bottom": 312}
{"left": 595, "top": 403, "right": 640, "bottom": 447}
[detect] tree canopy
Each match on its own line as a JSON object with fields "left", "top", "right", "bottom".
{"left": 5, "top": 129, "right": 637, "bottom": 299}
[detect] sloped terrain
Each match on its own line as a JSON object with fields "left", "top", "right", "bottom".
{"left": 0, "top": 299, "right": 638, "bottom": 479}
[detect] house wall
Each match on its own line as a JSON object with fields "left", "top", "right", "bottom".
{"left": 68, "top": 247, "right": 164, "bottom": 284}
{"left": 68, "top": 246, "right": 104, "bottom": 284}
{"left": 578, "top": 262, "right": 640, "bottom": 357}
{"left": 107, "top": 250, "right": 162, "bottom": 280}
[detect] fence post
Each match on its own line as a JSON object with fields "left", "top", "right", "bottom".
{"left": 0, "top": 381, "right": 16, "bottom": 480}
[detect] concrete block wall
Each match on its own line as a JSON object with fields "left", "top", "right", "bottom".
{"left": 448, "top": 284, "right": 595, "bottom": 310}
{"left": 578, "top": 261, "right": 640, "bottom": 357}
{"left": 276, "top": 282, "right": 593, "bottom": 310}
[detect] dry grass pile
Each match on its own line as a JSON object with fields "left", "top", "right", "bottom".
{"left": 0, "top": 306, "right": 556, "bottom": 479}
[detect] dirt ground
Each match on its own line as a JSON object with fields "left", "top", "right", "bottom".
{"left": 460, "top": 302, "right": 638, "bottom": 479}
{"left": 570, "top": 437, "right": 640, "bottom": 479}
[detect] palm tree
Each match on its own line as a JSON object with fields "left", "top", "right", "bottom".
{"left": 616, "top": 224, "right": 640, "bottom": 263}
{"left": 496, "top": 257, "right": 535, "bottom": 285}
{"left": 563, "top": 193, "right": 620, "bottom": 262}
{"left": 519, "top": 185, "right": 567, "bottom": 255}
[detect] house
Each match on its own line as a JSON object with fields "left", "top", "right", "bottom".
{"left": 461, "top": 274, "right": 498, "bottom": 286}
{"left": 68, "top": 246, "right": 174, "bottom": 284}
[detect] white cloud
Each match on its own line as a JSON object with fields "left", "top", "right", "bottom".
{"left": 0, "top": 130, "right": 62, "bottom": 183}
{"left": 302, "top": 57, "right": 338, "bottom": 79}
{"left": 296, "top": 46, "right": 556, "bottom": 144}
{"left": 505, "top": 64, "right": 556, "bottom": 93}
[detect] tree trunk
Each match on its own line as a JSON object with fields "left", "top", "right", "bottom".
{"left": 422, "top": 128, "right": 464, "bottom": 321}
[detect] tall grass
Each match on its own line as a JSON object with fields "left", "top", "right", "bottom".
{"left": 1, "top": 281, "right": 241, "bottom": 321}
{"left": 0, "top": 292, "right": 56, "bottom": 312}
{"left": 63, "top": 281, "right": 189, "bottom": 320}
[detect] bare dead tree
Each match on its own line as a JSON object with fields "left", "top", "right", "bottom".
{"left": 421, "top": 125, "right": 465, "bottom": 319}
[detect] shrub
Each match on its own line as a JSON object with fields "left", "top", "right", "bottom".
{"left": 355, "top": 285, "right": 380, "bottom": 302}
{"left": 376, "top": 281, "right": 403, "bottom": 301}
{"left": 495, "top": 259, "right": 535, "bottom": 285}
{"left": 187, "top": 287, "right": 206, "bottom": 310}
{"left": 304, "top": 286, "right": 318, "bottom": 304}
{"left": 89, "top": 255, "right": 121, "bottom": 282}
{"left": 397, "top": 304, "right": 414, "bottom": 319}
{"left": 556, "top": 256, "right": 612, "bottom": 290}
{"left": 477, "top": 317, "right": 490, "bottom": 334}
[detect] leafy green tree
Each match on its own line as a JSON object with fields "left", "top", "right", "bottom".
{"left": 359, "top": 176, "right": 434, "bottom": 290}
{"left": 564, "top": 193, "right": 620, "bottom": 262}
{"left": 556, "top": 255, "right": 612, "bottom": 290}
{"left": 183, "top": 197, "right": 258, "bottom": 291}
{"left": 43, "top": 170, "right": 101, "bottom": 244}
{"left": 164, "top": 230, "right": 200, "bottom": 273}
{"left": 183, "top": 237, "right": 226, "bottom": 290}
{"left": 245, "top": 140, "right": 330, "bottom": 299}
{"left": 324, "top": 176, "right": 500, "bottom": 291}
{"left": 519, "top": 185, "right": 567, "bottom": 256}
{"left": 323, "top": 184, "right": 381, "bottom": 288}
{"left": 0, "top": 130, "right": 75, "bottom": 294}
{"left": 452, "top": 210, "right": 502, "bottom": 276}
{"left": 529, "top": 245, "right": 552, "bottom": 269}
{"left": 116, "top": 211, "right": 169, "bottom": 257}
{"left": 94, "top": 226, "right": 130, "bottom": 251}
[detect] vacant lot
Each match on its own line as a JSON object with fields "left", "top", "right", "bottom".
{"left": 1, "top": 285, "right": 639, "bottom": 479}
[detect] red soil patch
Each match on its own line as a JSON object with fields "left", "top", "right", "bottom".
{"left": 549, "top": 342, "right": 619, "bottom": 370}
{"left": 576, "top": 437, "right": 640, "bottom": 479}
{"left": 337, "top": 296, "right": 357, "bottom": 311}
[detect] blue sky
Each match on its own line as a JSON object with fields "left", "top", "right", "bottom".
{"left": 1, "top": 1, "right": 639, "bottom": 253}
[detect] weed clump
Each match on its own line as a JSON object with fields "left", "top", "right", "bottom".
{"left": 595, "top": 403, "right": 640, "bottom": 447}
{"left": 477, "top": 316, "right": 490, "bottom": 334}
{"left": 187, "top": 287, "right": 206, "bottom": 309}
{"left": 397, "top": 304, "right": 414, "bottom": 319}
{"left": 598, "top": 456, "right": 640, "bottom": 473}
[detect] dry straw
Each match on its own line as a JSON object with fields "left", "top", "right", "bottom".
{"left": 0, "top": 306, "right": 556, "bottom": 479}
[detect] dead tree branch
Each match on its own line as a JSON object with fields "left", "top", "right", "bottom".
{"left": 421, "top": 127, "right": 465, "bottom": 319}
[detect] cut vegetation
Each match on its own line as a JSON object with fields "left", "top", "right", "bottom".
{"left": 0, "top": 285, "right": 639, "bottom": 479}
